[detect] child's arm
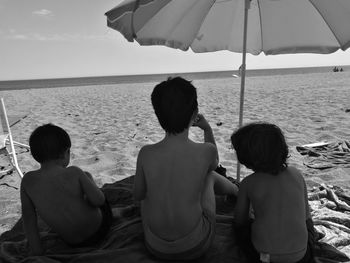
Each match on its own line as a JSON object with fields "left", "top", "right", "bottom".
{"left": 193, "top": 114, "right": 219, "bottom": 165}
{"left": 207, "top": 143, "right": 219, "bottom": 172}
{"left": 20, "top": 179, "right": 44, "bottom": 255}
{"left": 72, "top": 167, "right": 105, "bottom": 207}
{"left": 234, "top": 178, "right": 250, "bottom": 226}
{"left": 134, "top": 147, "right": 147, "bottom": 201}
{"left": 193, "top": 114, "right": 216, "bottom": 146}
{"left": 302, "top": 177, "right": 311, "bottom": 219}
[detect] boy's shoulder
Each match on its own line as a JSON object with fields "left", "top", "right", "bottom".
{"left": 139, "top": 143, "right": 154, "bottom": 151}
{"left": 62, "top": 166, "right": 86, "bottom": 180}
{"left": 190, "top": 140, "right": 217, "bottom": 152}
{"left": 21, "top": 170, "right": 40, "bottom": 188}
{"left": 138, "top": 141, "right": 216, "bottom": 159}
{"left": 285, "top": 165, "right": 304, "bottom": 183}
{"left": 138, "top": 143, "right": 157, "bottom": 156}
{"left": 286, "top": 165, "right": 301, "bottom": 175}
{"left": 139, "top": 140, "right": 215, "bottom": 150}
{"left": 186, "top": 141, "right": 218, "bottom": 161}
{"left": 246, "top": 166, "right": 304, "bottom": 186}
{"left": 22, "top": 166, "right": 85, "bottom": 184}
{"left": 65, "top": 165, "right": 84, "bottom": 173}
{"left": 202, "top": 141, "right": 217, "bottom": 155}
{"left": 239, "top": 171, "right": 266, "bottom": 194}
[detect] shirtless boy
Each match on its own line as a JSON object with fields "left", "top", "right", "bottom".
{"left": 231, "top": 123, "right": 313, "bottom": 263}
{"left": 134, "top": 77, "right": 238, "bottom": 260}
{"left": 21, "top": 124, "right": 112, "bottom": 255}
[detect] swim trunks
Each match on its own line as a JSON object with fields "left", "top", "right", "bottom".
{"left": 236, "top": 219, "right": 313, "bottom": 263}
{"left": 69, "top": 199, "right": 113, "bottom": 248}
{"left": 144, "top": 209, "right": 216, "bottom": 260}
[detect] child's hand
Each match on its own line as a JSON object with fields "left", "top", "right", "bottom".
{"left": 192, "top": 113, "right": 211, "bottom": 131}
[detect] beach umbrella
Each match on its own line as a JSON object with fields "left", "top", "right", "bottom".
{"left": 105, "top": 0, "right": 350, "bottom": 181}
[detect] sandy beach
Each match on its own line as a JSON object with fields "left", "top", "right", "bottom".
{"left": 0, "top": 71, "right": 349, "bottom": 256}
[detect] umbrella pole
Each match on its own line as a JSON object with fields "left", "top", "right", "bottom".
{"left": 236, "top": 0, "right": 250, "bottom": 182}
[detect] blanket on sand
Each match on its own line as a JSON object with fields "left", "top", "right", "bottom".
{"left": 0, "top": 176, "right": 349, "bottom": 263}
{"left": 296, "top": 141, "right": 350, "bottom": 170}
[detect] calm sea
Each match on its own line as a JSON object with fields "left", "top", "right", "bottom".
{"left": 0, "top": 65, "right": 349, "bottom": 91}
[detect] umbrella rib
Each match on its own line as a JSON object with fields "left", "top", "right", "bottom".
{"left": 308, "top": 0, "right": 343, "bottom": 48}
{"left": 131, "top": 0, "right": 166, "bottom": 39}
{"left": 257, "top": 0, "right": 264, "bottom": 53}
{"left": 131, "top": 0, "right": 141, "bottom": 38}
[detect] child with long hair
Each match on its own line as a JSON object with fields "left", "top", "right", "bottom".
{"left": 231, "top": 123, "right": 314, "bottom": 263}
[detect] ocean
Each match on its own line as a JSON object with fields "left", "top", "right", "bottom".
{"left": 0, "top": 65, "right": 349, "bottom": 91}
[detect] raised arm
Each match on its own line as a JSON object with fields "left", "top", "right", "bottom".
{"left": 207, "top": 143, "right": 219, "bottom": 173}
{"left": 74, "top": 167, "right": 105, "bottom": 207}
{"left": 134, "top": 147, "right": 147, "bottom": 201}
{"left": 193, "top": 114, "right": 219, "bottom": 165}
{"left": 193, "top": 113, "right": 216, "bottom": 146}
{"left": 20, "top": 177, "right": 44, "bottom": 256}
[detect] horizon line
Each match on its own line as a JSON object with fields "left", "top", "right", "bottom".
{"left": 1, "top": 64, "right": 349, "bottom": 82}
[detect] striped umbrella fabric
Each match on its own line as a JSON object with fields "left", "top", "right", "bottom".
{"left": 106, "top": 0, "right": 350, "bottom": 55}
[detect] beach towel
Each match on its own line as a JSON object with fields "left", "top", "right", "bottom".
{"left": 296, "top": 141, "right": 350, "bottom": 170}
{"left": 0, "top": 176, "right": 349, "bottom": 263}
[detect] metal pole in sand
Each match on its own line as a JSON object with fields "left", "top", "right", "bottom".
{"left": 236, "top": 0, "right": 250, "bottom": 182}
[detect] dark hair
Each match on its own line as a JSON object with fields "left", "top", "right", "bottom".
{"left": 231, "top": 122, "right": 289, "bottom": 175}
{"left": 151, "top": 77, "right": 198, "bottom": 134}
{"left": 29, "top": 123, "right": 71, "bottom": 163}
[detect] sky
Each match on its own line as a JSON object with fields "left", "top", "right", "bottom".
{"left": 1, "top": 0, "right": 350, "bottom": 81}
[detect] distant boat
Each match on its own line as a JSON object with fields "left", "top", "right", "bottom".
{"left": 232, "top": 74, "right": 239, "bottom": 78}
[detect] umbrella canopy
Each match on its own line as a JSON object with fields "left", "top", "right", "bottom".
{"left": 106, "top": 0, "right": 350, "bottom": 55}
{"left": 105, "top": 0, "right": 350, "bottom": 180}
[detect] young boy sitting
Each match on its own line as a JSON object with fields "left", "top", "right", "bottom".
{"left": 231, "top": 123, "right": 314, "bottom": 263}
{"left": 20, "top": 124, "right": 112, "bottom": 255}
{"left": 134, "top": 77, "right": 238, "bottom": 260}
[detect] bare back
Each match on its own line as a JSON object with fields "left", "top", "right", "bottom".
{"left": 21, "top": 166, "right": 102, "bottom": 244}
{"left": 246, "top": 167, "right": 308, "bottom": 255}
{"left": 136, "top": 139, "right": 217, "bottom": 241}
